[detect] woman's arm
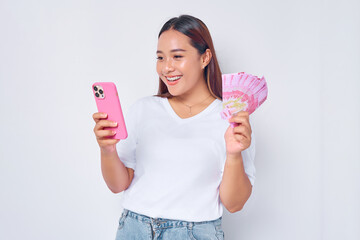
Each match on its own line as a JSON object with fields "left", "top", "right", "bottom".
{"left": 101, "top": 147, "right": 134, "bottom": 193}
{"left": 219, "top": 153, "right": 252, "bottom": 213}
{"left": 220, "top": 111, "right": 253, "bottom": 213}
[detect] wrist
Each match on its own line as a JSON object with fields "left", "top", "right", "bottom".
{"left": 226, "top": 152, "right": 243, "bottom": 162}
{"left": 100, "top": 145, "right": 117, "bottom": 155}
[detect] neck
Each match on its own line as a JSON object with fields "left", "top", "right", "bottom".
{"left": 173, "top": 78, "right": 215, "bottom": 106}
{"left": 175, "top": 92, "right": 214, "bottom": 106}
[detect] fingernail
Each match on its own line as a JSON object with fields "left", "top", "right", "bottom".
{"left": 112, "top": 131, "right": 116, "bottom": 135}
{"left": 112, "top": 122, "right": 117, "bottom": 126}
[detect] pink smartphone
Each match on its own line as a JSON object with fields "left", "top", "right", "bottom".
{"left": 92, "top": 82, "right": 128, "bottom": 140}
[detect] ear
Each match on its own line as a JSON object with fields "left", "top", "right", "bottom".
{"left": 201, "top": 49, "right": 212, "bottom": 69}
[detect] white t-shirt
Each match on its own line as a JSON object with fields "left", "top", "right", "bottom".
{"left": 116, "top": 95, "right": 256, "bottom": 222}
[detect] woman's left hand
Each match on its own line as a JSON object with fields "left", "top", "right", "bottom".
{"left": 224, "top": 111, "right": 252, "bottom": 156}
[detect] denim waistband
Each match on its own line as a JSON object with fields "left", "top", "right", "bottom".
{"left": 122, "top": 209, "right": 222, "bottom": 229}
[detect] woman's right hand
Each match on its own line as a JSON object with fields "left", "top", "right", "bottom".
{"left": 92, "top": 112, "right": 120, "bottom": 152}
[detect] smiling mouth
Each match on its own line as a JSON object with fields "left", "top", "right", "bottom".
{"left": 166, "top": 76, "right": 182, "bottom": 82}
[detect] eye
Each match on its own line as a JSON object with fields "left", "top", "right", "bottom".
{"left": 174, "top": 55, "right": 183, "bottom": 59}
{"left": 156, "top": 56, "right": 163, "bottom": 60}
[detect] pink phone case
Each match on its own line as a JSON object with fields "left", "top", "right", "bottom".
{"left": 92, "top": 82, "right": 128, "bottom": 140}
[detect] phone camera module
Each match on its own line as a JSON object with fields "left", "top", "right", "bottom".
{"left": 93, "top": 85, "right": 105, "bottom": 99}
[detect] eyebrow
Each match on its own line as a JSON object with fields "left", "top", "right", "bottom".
{"left": 156, "top": 49, "right": 186, "bottom": 54}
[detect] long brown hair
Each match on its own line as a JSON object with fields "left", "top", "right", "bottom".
{"left": 153, "top": 15, "right": 222, "bottom": 100}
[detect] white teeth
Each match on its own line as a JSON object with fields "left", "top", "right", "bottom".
{"left": 166, "top": 76, "right": 181, "bottom": 81}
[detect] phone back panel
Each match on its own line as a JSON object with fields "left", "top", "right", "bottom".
{"left": 92, "top": 82, "right": 128, "bottom": 139}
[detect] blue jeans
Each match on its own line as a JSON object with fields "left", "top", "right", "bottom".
{"left": 115, "top": 209, "right": 225, "bottom": 240}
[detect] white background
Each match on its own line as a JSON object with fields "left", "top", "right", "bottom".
{"left": 0, "top": 0, "right": 359, "bottom": 239}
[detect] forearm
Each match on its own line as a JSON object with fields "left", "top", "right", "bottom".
{"left": 219, "top": 153, "right": 252, "bottom": 213}
{"left": 100, "top": 147, "right": 129, "bottom": 193}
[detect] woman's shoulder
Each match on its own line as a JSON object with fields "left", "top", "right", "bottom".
{"left": 134, "top": 95, "right": 164, "bottom": 105}
{"left": 129, "top": 95, "right": 165, "bottom": 110}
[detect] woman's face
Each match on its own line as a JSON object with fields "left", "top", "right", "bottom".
{"left": 156, "top": 29, "right": 206, "bottom": 97}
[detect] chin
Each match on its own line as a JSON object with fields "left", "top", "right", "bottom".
{"left": 167, "top": 90, "right": 178, "bottom": 96}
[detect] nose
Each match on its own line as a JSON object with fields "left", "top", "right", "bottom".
{"left": 162, "top": 59, "right": 174, "bottom": 74}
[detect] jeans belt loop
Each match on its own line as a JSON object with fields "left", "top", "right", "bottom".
{"left": 188, "top": 222, "right": 194, "bottom": 230}
{"left": 123, "top": 209, "right": 129, "bottom": 217}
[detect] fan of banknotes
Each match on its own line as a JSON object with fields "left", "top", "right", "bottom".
{"left": 220, "top": 72, "right": 268, "bottom": 127}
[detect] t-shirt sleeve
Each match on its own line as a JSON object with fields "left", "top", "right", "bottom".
{"left": 116, "top": 99, "right": 141, "bottom": 170}
{"left": 241, "top": 130, "right": 256, "bottom": 186}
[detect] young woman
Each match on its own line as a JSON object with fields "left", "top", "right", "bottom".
{"left": 92, "top": 14, "right": 255, "bottom": 240}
